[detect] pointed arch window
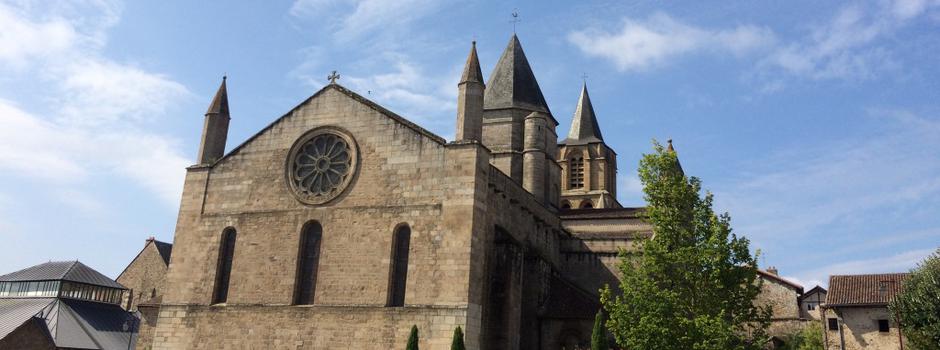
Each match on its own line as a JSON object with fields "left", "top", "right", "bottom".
{"left": 580, "top": 200, "right": 594, "bottom": 209}
{"left": 387, "top": 224, "right": 411, "bottom": 307}
{"left": 569, "top": 157, "right": 585, "bottom": 189}
{"left": 293, "top": 221, "right": 323, "bottom": 305}
{"left": 212, "top": 228, "right": 237, "bottom": 304}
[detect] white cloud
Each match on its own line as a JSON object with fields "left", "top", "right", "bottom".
{"left": 290, "top": 0, "right": 446, "bottom": 40}
{"left": 0, "top": 5, "right": 77, "bottom": 68}
{"left": 0, "top": 1, "right": 191, "bottom": 207}
{"left": 616, "top": 174, "right": 644, "bottom": 206}
{"left": 718, "top": 109, "right": 940, "bottom": 242}
{"left": 800, "top": 248, "right": 935, "bottom": 287}
{"left": 568, "top": 13, "right": 776, "bottom": 72}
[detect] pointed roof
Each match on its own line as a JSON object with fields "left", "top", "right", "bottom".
{"left": 484, "top": 34, "right": 551, "bottom": 114}
{"left": 0, "top": 261, "right": 125, "bottom": 289}
{"left": 205, "top": 76, "right": 229, "bottom": 116}
{"left": 460, "top": 41, "right": 484, "bottom": 84}
{"left": 562, "top": 83, "right": 603, "bottom": 144}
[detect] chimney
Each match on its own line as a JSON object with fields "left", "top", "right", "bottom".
{"left": 767, "top": 266, "right": 779, "bottom": 276}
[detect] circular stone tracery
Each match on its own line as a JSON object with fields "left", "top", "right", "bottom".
{"left": 287, "top": 128, "right": 358, "bottom": 205}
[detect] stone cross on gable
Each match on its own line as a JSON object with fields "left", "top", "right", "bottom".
{"left": 328, "top": 70, "right": 340, "bottom": 84}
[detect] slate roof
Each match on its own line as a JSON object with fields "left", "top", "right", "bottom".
{"left": 826, "top": 273, "right": 909, "bottom": 307}
{"left": 205, "top": 76, "right": 229, "bottom": 115}
{"left": 460, "top": 41, "right": 484, "bottom": 84}
{"left": 484, "top": 34, "right": 552, "bottom": 115}
{"left": 561, "top": 83, "right": 604, "bottom": 145}
{"left": 0, "top": 298, "right": 137, "bottom": 349}
{"left": 151, "top": 240, "right": 173, "bottom": 266}
{"left": 0, "top": 261, "right": 125, "bottom": 289}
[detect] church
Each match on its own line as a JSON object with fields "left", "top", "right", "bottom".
{"left": 147, "top": 34, "right": 654, "bottom": 349}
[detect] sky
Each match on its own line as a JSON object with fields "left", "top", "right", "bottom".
{"left": 0, "top": 0, "right": 938, "bottom": 289}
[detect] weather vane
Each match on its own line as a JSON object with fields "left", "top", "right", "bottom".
{"left": 328, "top": 70, "right": 340, "bottom": 84}
{"left": 510, "top": 9, "right": 520, "bottom": 33}
{"left": 581, "top": 72, "right": 588, "bottom": 82}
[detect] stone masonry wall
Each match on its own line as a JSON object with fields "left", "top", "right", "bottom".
{"left": 823, "top": 307, "right": 906, "bottom": 350}
{"left": 153, "top": 86, "right": 487, "bottom": 350}
{"left": 117, "top": 241, "right": 168, "bottom": 310}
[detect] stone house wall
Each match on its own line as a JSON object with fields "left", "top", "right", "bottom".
{"left": 117, "top": 240, "right": 169, "bottom": 310}
{"left": 823, "top": 307, "right": 906, "bottom": 350}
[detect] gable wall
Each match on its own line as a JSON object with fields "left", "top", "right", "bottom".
{"left": 117, "top": 242, "right": 168, "bottom": 310}
{"left": 154, "top": 87, "right": 490, "bottom": 349}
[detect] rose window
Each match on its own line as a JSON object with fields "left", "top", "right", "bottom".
{"left": 287, "top": 128, "right": 357, "bottom": 205}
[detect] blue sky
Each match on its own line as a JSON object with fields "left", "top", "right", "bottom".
{"left": 1, "top": 0, "right": 938, "bottom": 289}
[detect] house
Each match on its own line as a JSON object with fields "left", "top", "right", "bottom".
{"left": 822, "top": 273, "right": 909, "bottom": 350}
{"left": 800, "top": 285, "right": 827, "bottom": 321}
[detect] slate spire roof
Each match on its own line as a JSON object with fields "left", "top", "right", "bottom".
{"left": 0, "top": 261, "right": 125, "bottom": 289}
{"left": 563, "top": 83, "right": 603, "bottom": 144}
{"left": 460, "top": 41, "right": 484, "bottom": 84}
{"left": 483, "top": 34, "right": 551, "bottom": 114}
{"left": 205, "top": 76, "right": 229, "bottom": 116}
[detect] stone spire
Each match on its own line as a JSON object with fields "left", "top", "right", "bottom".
{"left": 460, "top": 41, "right": 484, "bottom": 84}
{"left": 455, "top": 41, "right": 485, "bottom": 142}
{"left": 483, "top": 34, "right": 550, "bottom": 114}
{"left": 196, "top": 76, "right": 231, "bottom": 165}
{"left": 563, "top": 83, "right": 603, "bottom": 144}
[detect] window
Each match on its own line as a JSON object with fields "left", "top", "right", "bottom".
{"left": 560, "top": 201, "right": 571, "bottom": 210}
{"left": 387, "top": 225, "right": 411, "bottom": 307}
{"left": 212, "top": 228, "right": 237, "bottom": 304}
{"left": 878, "top": 319, "right": 890, "bottom": 332}
{"left": 293, "top": 221, "right": 323, "bottom": 305}
{"left": 828, "top": 318, "right": 839, "bottom": 330}
{"left": 580, "top": 200, "right": 594, "bottom": 209}
{"left": 807, "top": 303, "right": 815, "bottom": 310}
{"left": 569, "top": 157, "right": 584, "bottom": 189}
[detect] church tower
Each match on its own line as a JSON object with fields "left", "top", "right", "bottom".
{"left": 196, "top": 77, "right": 230, "bottom": 164}
{"left": 481, "top": 35, "right": 561, "bottom": 207}
{"left": 558, "top": 83, "right": 618, "bottom": 209}
{"left": 455, "top": 41, "right": 484, "bottom": 142}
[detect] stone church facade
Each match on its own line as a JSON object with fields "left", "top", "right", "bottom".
{"left": 148, "top": 35, "right": 651, "bottom": 349}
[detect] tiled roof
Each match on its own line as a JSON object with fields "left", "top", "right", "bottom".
{"left": 0, "top": 261, "right": 125, "bottom": 289}
{"left": 826, "top": 273, "right": 909, "bottom": 307}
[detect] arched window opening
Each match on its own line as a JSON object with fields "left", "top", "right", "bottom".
{"left": 387, "top": 224, "right": 411, "bottom": 307}
{"left": 293, "top": 221, "right": 323, "bottom": 305}
{"left": 151, "top": 288, "right": 156, "bottom": 299}
{"left": 560, "top": 201, "right": 571, "bottom": 209}
{"left": 580, "top": 200, "right": 594, "bottom": 209}
{"left": 212, "top": 228, "right": 237, "bottom": 304}
{"left": 569, "top": 157, "right": 585, "bottom": 189}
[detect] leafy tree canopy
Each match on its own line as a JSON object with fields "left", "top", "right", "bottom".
{"left": 890, "top": 249, "right": 940, "bottom": 350}
{"left": 601, "top": 140, "right": 771, "bottom": 350}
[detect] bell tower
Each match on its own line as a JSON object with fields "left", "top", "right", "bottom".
{"left": 557, "top": 83, "right": 618, "bottom": 209}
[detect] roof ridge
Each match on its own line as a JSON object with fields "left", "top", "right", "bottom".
{"left": 60, "top": 261, "right": 79, "bottom": 280}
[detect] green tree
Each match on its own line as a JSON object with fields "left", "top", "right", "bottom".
{"left": 890, "top": 249, "right": 940, "bottom": 350}
{"left": 591, "top": 310, "right": 609, "bottom": 350}
{"left": 601, "top": 140, "right": 771, "bottom": 350}
{"left": 406, "top": 325, "right": 419, "bottom": 350}
{"left": 779, "top": 323, "right": 823, "bottom": 350}
{"left": 451, "top": 326, "right": 465, "bottom": 350}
